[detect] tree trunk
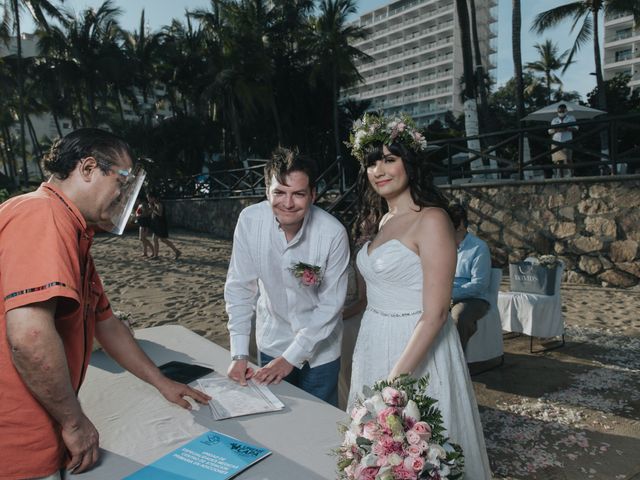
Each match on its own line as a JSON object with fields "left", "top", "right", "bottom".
{"left": 26, "top": 116, "right": 45, "bottom": 179}
{"left": 332, "top": 63, "right": 341, "bottom": 168}
{"left": 456, "top": 0, "right": 481, "bottom": 167}
{"left": 512, "top": 0, "right": 525, "bottom": 121}
{"left": 591, "top": 8, "right": 609, "bottom": 170}
{"left": 468, "top": 0, "right": 489, "bottom": 125}
{"left": 0, "top": 141, "right": 8, "bottom": 176}
{"left": 2, "top": 125, "right": 19, "bottom": 184}
{"left": 52, "top": 112, "right": 63, "bottom": 137}
{"left": 12, "top": 0, "right": 29, "bottom": 187}
{"left": 512, "top": 0, "right": 527, "bottom": 179}
{"left": 229, "top": 97, "right": 244, "bottom": 166}
{"left": 455, "top": 0, "right": 476, "bottom": 101}
{"left": 75, "top": 88, "right": 86, "bottom": 127}
{"left": 545, "top": 70, "right": 552, "bottom": 102}
{"left": 0, "top": 128, "right": 12, "bottom": 176}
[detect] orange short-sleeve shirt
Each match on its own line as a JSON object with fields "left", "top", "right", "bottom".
{"left": 0, "top": 183, "right": 113, "bottom": 479}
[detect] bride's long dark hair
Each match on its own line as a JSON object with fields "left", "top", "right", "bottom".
{"left": 353, "top": 140, "right": 450, "bottom": 243}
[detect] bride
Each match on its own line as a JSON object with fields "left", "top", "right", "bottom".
{"left": 346, "top": 113, "right": 492, "bottom": 479}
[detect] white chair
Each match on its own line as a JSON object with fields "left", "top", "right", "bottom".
{"left": 498, "top": 263, "right": 564, "bottom": 353}
{"left": 465, "top": 268, "right": 504, "bottom": 368}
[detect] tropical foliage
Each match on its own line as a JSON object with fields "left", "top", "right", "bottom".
{"left": 532, "top": 0, "right": 640, "bottom": 112}
{"left": 525, "top": 39, "right": 572, "bottom": 102}
{"left": 0, "top": 0, "right": 371, "bottom": 185}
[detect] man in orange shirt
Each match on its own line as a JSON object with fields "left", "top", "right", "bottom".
{"left": 0, "top": 129, "right": 210, "bottom": 480}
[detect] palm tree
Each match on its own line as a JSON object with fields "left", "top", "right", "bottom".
{"left": 156, "top": 18, "right": 209, "bottom": 117}
{"left": 1, "top": 0, "right": 63, "bottom": 186}
{"left": 532, "top": 0, "right": 640, "bottom": 113}
{"left": 525, "top": 39, "right": 571, "bottom": 102}
{"left": 311, "top": 0, "right": 369, "bottom": 171}
{"left": 122, "top": 9, "right": 162, "bottom": 123}
{"left": 38, "top": 1, "right": 124, "bottom": 126}
{"left": 193, "top": 0, "right": 282, "bottom": 161}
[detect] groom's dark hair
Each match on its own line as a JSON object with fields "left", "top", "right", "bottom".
{"left": 265, "top": 147, "right": 317, "bottom": 191}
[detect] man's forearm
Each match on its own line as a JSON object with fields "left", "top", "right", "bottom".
{"left": 9, "top": 319, "right": 84, "bottom": 429}
{"left": 95, "top": 316, "right": 165, "bottom": 387}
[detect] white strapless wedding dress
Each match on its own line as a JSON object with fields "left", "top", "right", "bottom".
{"left": 349, "top": 240, "right": 492, "bottom": 479}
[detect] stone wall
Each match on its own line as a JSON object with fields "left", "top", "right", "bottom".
{"left": 444, "top": 176, "right": 640, "bottom": 288}
{"left": 164, "top": 176, "right": 640, "bottom": 288}
{"left": 165, "top": 196, "right": 262, "bottom": 239}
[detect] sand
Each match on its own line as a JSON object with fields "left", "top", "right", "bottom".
{"left": 92, "top": 229, "right": 640, "bottom": 480}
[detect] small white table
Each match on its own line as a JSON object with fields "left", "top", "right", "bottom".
{"left": 78, "top": 325, "right": 344, "bottom": 479}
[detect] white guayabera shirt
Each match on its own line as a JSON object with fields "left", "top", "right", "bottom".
{"left": 225, "top": 201, "right": 350, "bottom": 368}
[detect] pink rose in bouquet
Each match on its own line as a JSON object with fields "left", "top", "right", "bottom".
{"left": 381, "top": 386, "right": 407, "bottom": 406}
{"left": 413, "top": 421, "right": 432, "bottom": 441}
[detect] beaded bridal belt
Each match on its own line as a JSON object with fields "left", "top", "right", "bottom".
{"left": 365, "top": 306, "right": 422, "bottom": 317}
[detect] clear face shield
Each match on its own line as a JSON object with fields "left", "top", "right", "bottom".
{"left": 98, "top": 164, "right": 147, "bottom": 235}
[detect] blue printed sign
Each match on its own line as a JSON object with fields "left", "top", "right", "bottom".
{"left": 125, "top": 431, "right": 271, "bottom": 480}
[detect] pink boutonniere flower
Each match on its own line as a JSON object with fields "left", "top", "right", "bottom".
{"left": 290, "top": 261, "right": 322, "bottom": 287}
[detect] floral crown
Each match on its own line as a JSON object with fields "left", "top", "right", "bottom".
{"left": 347, "top": 112, "right": 427, "bottom": 163}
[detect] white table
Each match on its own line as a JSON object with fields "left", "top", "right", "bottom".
{"left": 77, "top": 325, "right": 344, "bottom": 479}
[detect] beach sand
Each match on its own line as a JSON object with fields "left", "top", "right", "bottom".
{"left": 93, "top": 229, "right": 640, "bottom": 480}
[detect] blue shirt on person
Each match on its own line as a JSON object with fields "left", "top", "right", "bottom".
{"left": 452, "top": 232, "right": 491, "bottom": 304}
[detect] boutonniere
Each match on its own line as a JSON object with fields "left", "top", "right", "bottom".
{"left": 290, "top": 261, "right": 322, "bottom": 287}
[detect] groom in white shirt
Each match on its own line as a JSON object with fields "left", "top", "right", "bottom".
{"left": 224, "top": 147, "right": 350, "bottom": 406}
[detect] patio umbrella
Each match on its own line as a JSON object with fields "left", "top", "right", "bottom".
{"left": 522, "top": 101, "right": 606, "bottom": 122}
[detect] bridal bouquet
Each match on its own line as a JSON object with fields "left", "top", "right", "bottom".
{"left": 337, "top": 375, "right": 464, "bottom": 480}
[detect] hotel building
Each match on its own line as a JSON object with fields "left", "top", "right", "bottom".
{"left": 603, "top": 13, "right": 640, "bottom": 91}
{"left": 343, "top": 0, "right": 498, "bottom": 127}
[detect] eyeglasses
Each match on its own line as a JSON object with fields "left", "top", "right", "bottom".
{"left": 97, "top": 161, "right": 134, "bottom": 185}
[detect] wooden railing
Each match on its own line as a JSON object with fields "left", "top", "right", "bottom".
{"left": 157, "top": 113, "right": 640, "bottom": 227}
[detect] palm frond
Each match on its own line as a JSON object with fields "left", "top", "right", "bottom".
{"left": 531, "top": 2, "right": 583, "bottom": 33}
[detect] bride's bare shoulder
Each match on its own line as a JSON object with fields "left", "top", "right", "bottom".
{"left": 415, "top": 206, "right": 452, "bottom": 227}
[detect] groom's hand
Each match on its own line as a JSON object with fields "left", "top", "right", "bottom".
{"left": 227, "top": 360, "right": 255, "bottom": 386}
{"left": 254, "top": 357, "right": 293, "bottom": 385}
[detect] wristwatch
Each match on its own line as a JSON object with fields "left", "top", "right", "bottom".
{"left": 232, "top": 354, "right": 249, "bottom": 361}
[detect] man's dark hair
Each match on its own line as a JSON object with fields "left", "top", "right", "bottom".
{"left": 558, "top": 104, "right": 567, "bottom": 110}
{"left": 448, "top": 202, "right": 468, "bottom": 229}
{"left": 43, "top": 128, "right": 133, "bottom": 180}
{"left": 264, "top": 147, "right": 317, "bottom": 191}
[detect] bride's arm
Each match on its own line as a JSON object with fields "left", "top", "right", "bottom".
{"left": 388, "top": 208, "right": 456, "bottom": 380}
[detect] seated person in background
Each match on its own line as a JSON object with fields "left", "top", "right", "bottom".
{"left": 449, "top": 203, "right": 492, "bottom": 352}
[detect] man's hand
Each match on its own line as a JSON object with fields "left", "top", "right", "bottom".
{"left": 253, "top": 356, "right": 294, "bottom": 385}
{"left": 61, "top": 414, "right": 99, "bottom": 475}
{"left": 227, "top": 359, "right": 255, "bottom": 386}
{"left": 156, "top": 378, "right": 211, "bottom": 409}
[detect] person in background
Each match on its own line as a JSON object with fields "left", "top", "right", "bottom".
{"left": 135, "top": 196, "right": 154, "bottom": 257}
{"left": 147, "top": 191, "right": 182, "bottom": 260}
{"left": 449, "top": 203, "right": 492, "bottom": 352}
{"left": 0, "top": 129, "right": 210, "bottom": 480}
{"left": 548, "top": 103, "right": 578, "bottom": 178}
{"left": 224, "top": 147, "right": 350, "bottom": 407}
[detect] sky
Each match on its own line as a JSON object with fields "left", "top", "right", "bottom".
{"left": 19, "top": 0, "right": 600, "bottom": 99}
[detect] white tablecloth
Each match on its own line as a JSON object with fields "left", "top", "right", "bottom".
{"left": 77, "top": 325, "right": 344, "bottom": 479}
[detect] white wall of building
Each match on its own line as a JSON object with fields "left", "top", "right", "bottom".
{"left": 603, "top": 13, "right": 640, "bottom": 91}
{"left": 344, "top": 0, "right": 498, "bottom": 127}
